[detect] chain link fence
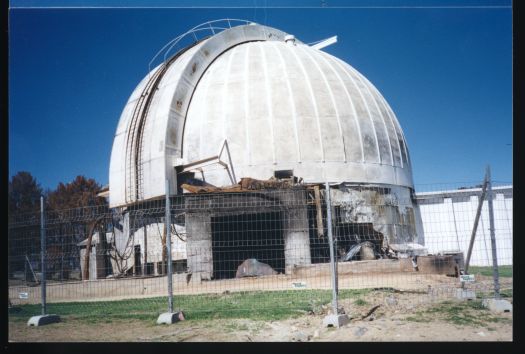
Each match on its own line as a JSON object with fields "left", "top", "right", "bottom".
{"left": 8, "top": 174, "right": 512, "bottom": 326}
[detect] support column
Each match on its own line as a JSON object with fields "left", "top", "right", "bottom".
{"left": 185, "top": 213, "right": 213, "bottom": 280}
{"left": 283, "top": 190, "right": 311, "bottom": 274}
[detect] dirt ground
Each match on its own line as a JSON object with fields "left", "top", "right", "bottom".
{"left": 9, "top": 291, "right": 513, "bottom": 342}
{"left": 8, "top": 270, "right": 473, "bottom": 305}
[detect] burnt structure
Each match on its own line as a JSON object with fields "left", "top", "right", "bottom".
{"left": 107, "top": 20, "right": 425, "bottom": 281}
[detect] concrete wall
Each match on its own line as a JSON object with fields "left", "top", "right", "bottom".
{"left": 416, "top": 186, "right": 512, "bottom": 266}
{"left": 185, "top": 213, "right": 213, "bottom": 280}
{"left": 129, "top": 222, "right": 187, "bottom": 264}
{"left": 79, "top": 245, "right": 106, "bottom": 280}
{"left": 330, "top": 184, "right": 423, "bottom": 246}
{"left": 282, "top": 192, "right": 311, "bottom": 273}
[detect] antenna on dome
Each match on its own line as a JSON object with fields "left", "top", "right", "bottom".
{"left": 310, "top": 35, "right": 338, "bottom": 50}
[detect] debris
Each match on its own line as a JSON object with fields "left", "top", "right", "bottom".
{"left": 292, "top": 281, "right": 307, "bottom": 288}
{"left": 389, "top": 243, "right": 428, "bottom": 257}
{"left": 240, "top": 177, "right": 295, "bottom": 190}
{"left": 292, "top": 331, "right": 309, "bottom": 342}
{"left": 361, "top": 242, "right": 376, "bottom": 260}
{"left": 411, "top": 256, "right": 419, "bottom": 271}
{"left": 235, "top": 259, "right": 278, "bottom": 278}
{"left": 386, "top": 295, "right": 398, "bottom": 306}
{"left": 361, "top": 305, "right": 381, "bottom": 320}
{"left": 313, "top": 185, "right": 324, "bottom": 239}
{"left": 181, "top": 176, "right": 301, "bottom": 194}
{"left": 354, "top": 327, "right": 367, "bottom": 337}
{"left": 340, "top": 241, "right": 376, "bottom": 262}
{"left": 341, "top": 243, "right": 362, "bottom": 261}
{"left": 180, "top": 182, "right": 244, "bottom": 194}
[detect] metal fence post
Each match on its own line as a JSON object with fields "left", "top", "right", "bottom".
{"left": 157, "top": 180, "right": 183, "bottom": 324}
{"left": 27, "top": 197, "right": 60, "bottom": 325}
{"left": 322, "top": 182, "right": 348, "bottom": 327}
{"left": 40, "top": 196, "right": 46, "bottom": 316}
{"left": 486, "top": 166, "right": 500, "bottom": 299}
{"left": 325, "top": 182, "right": 338, "bottom": 315}
{"left": 165, "top": 180, "right": 173, "bottom": 313}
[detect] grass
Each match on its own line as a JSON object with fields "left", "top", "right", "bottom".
{"left": 9, "top": 288, "right": 371, "bottom": 324}
{"left": 405, "top": 300, "right": 512, "bottom": 327}
{"left": 476, "top": 288, "right": 513, "bottom": 299}
{"left": 354, "top": 298, "right": 368, "bottom": 306}
{"left": 468, "top": 266, "right": 513, "bottom": 278}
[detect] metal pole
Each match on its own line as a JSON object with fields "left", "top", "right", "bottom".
{"left": 40, "top": 196, "right": 46, "bottom": 316}
{"left": 486, "top": 166, "right": 500, "bottom": 299}
{"left": 165, "top": 180, "right": 173, "bottom": 313}
{"left": 464, "top": 175, "right": 489, "bottom": 274}
{"left": 143, "top": 218, "right": 148, "bottom": 276}
{"left": 24, "top": 254, "right": 27, "bottom": 283}
{"left": 325, "top": 182, "right": 338, "bottom": 315}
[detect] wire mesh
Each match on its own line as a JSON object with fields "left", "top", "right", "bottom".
{"left": 8, "top": 181, "right": 512, "bottom": 323}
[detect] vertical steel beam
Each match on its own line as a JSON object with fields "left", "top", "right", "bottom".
{"left": 143, "top": 219, "right": 148, "bottom": 276}
{"left": 325, "top": 182, "right": 338, "bottom": 315}
{"left": 40, "top": 196, "right": 46, "bottom": 316}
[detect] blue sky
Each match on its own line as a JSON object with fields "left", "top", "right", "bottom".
{"left": 8, "top": 0, "right": 513, "bottom": 190}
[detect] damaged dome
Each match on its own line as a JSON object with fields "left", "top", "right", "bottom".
{"left": 109, "top": 22, "right": 415, "bottom": 212}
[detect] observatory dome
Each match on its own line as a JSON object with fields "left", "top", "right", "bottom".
{"left": 109, "top": 22, "right": 415, "bottom": 208}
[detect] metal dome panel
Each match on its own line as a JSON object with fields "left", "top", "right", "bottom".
{"left": 182, "top": 40, "right": 414, "bottom": 189}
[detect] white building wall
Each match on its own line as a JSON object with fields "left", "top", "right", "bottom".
{"left": 416, "top": 186, "right": 512, "bottom": 266}
{"left": 131, "top": 223, "right": 187, "bottom": 264}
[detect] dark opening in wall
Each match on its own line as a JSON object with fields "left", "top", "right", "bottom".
{"left": 134, "top": 245, "right": 141, "bottom": 275}
{"left": 333, "top": 206, "right": 384, "bottom": 260}
{"left": 156, "top": 259, "right": 187, "bottom": 275}
{"left": 274, "top": 170, "right": 293, "bottom": 179}
{"left": 211, "top": 212, "right": 284, "bottom": 279}
{"left": 307, "top": 202, "right": 385, "bottom": 263}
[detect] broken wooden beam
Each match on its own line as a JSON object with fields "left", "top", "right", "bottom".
{"left": 313, "top": 185, "right": 324, "bottom": 238}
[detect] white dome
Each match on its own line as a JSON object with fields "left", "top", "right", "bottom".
{"left": 184, "top": 40, "right": 412, "bottom": 188}
{"left": 109, "top": 23, "right": 415, "bottom": 207}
